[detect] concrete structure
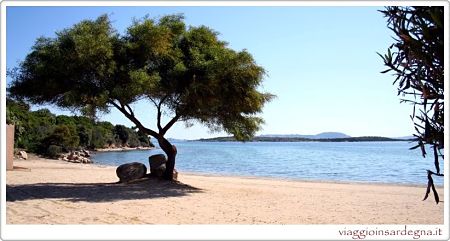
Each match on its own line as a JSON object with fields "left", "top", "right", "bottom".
{"left": 6, "top": 124, "right": 14, "bottom": 170}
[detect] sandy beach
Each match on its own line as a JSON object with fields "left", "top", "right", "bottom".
{"left": 6, "top": 155, "right": 444, "bottom": 224}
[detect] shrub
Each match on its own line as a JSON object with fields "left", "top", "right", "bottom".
{"left": 46, "top": 145, "right": 63, "bottom": 159}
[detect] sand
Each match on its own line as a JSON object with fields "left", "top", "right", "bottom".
{"left": 6, "top": 155, "right": 444, "bottom": 224}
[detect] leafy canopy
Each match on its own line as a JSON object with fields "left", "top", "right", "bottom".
{"left": 379, "top": 6, "right": 444, "bottom": 204}
{"left": 9, "top": 14, "right": 273, "bottom": 141}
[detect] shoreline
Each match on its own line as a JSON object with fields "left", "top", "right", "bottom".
{"left": 93, "top": 146, "right": 155, "bottom": 152}
{"left": 86, "top": 153, "right": 439, "bottom": 188}
{"left": 6, "top": 157, "right": 444, "bottom": 224}
{"left": 177, "top": 171, "right": 436, "bottom": 188}
{"left": 30, "top": 152, "right": 441, "bottom": 188}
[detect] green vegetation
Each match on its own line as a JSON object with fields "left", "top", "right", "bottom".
{"left": 6, "top": 98, "right": 154, "bottom": 158}
{"left": 198, "top": 136, "right": 409, "bottom": 142}
{"left": 379, "top": 6, "right": 444, "bottom": 203}
{"left": 8, "top": 14, "right": 273, "bottom": 180}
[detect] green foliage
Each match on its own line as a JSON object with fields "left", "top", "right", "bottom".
{"left": 8, "top": 14, "right": 273, "bottom": 179}
{"left": 8, "top": 14, "right": 273, "bottom": 142}
{"left": 137, "top": 131, "right": 153, "bottom": 147}
{"left": 379, "top": 6, "right": 444, "bottom": 203}
{"left": 43, "top": 124, "right": 80, "bottom": 152}
{"left": 114, "top": 125, "right": 130, "bottom": 145}
{"left": 6, "top": 100, "right": 154, "bottom": 156}
{"left": 56, "top": 115, "right": 76, "bottom": 126}
{"left": 46, "top": 145, "right": 63, "bottom": 159}
{"left": 77, "top": 124, "right": 92, "bottom": 147}
{"left": 6, "top": 98, "right": 29, "bottom": 147}
{"left": 6, "top": 98, "right": 56, "bottom": 151}
{"left": 127, "top": 133, "right": 141, "bottom": 148}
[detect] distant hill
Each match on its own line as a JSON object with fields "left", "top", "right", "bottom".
{"left": 260, "top": 132, "right": 351, "bottom": 139}
{"left": 198, "top": 135, "right": 407, "bottom": 142}
{"left": 166, "top": 138, "right": 188, "bottom": 143}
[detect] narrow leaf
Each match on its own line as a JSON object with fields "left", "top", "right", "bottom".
{"left": 423, "top": 176, "right": 431, "bottom": 201}
{"left": 431, "top": 181, "right": 440, "bottom": 204}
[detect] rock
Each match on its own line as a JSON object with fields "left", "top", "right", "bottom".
{"left": 80, "top": 157, "right": 88, "bottom": 164}
{"left": 68, "top": 152, "right": 75, "bottom": 160}
{"left": 116, "top": 162, "right": 148, "bottom": 183}
{"left": 148, "top": 154, "right": 167, "bottom": 177}
{"left": 153, "top": 164, "right": 166, "bottom": 178}
{"left": 59, "top": 153, "right": 68, "bottom": 161}
{"left": 81, "top": 149, "right": 90, "bottom": 157}
{"left": 18, "top": 151, "right": 28, "bottom": 160}
{"left": 62, "top": 151, "right": 92, "bottom": 164}
{"left": 149, "top": 154, "right": 167, "bottom": 169}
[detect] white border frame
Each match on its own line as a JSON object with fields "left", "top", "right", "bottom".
{"left": 1, "top": 1, "right": 448, "bottom": 240}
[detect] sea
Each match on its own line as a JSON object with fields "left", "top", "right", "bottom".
{"left": 91, "top": 141, "right": 444, "bottom": 186}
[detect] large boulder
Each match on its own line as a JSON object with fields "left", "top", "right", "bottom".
{"left": 149, "top": 154, "right": 167, "bottom": 177}
{"left": 116, "top": 162, "right": 147, "bottom": 183}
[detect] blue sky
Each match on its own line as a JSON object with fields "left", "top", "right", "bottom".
{"left": 6, "top": 6, "right": 414, "bottom": 140}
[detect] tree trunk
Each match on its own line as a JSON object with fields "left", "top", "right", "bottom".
{"left": 157, "top": 136, "right": 176, "bottom": 180}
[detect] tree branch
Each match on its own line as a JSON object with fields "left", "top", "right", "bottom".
{"left": 157, "top": 107, "right": 163, "bottom": 132}
{"left": 161, "top": 114, "right": 181, "bottom": 136}
{"left": 149, "top": 98, "right": 158, "bottom": 108}
{"left": 109, "top": 100, "right": 159, "bottom": 138}
{"left": 125, "top": 104, "right": 135, "bottom": 117}
{"left": 153, "top": 95, "right": 169, "bottom": 132}
{"left": 157, "top": 95, "right": 169, "bottom": 132}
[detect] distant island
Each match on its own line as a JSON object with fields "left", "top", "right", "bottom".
{"left": 259, "top": 132, "right": 351, "bottom": 139}
{"left": 197, "top": 132, "right": 415, "bottom": 142}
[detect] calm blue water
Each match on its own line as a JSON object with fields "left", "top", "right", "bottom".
{"left": 92, "top": 141, "right": 444, "bottom": 185}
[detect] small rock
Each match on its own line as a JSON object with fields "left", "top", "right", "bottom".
{"left": 68, "top": 153, "right": 75, "bottom": 160}
{"left": 18, "top": 151, "right": 28, "bottom": 160}
{"left": 116, "top": 162, "right": 148, "bottom": 183}
{"left": 62, "top": 151, "right": 92, "bottom": 164}
{"left": 81, "top": 149, "right": 90, "bottom": 157}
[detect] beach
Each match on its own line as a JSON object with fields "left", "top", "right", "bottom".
{"left": 6, "top": 156, "right": 444, "bottom": 224}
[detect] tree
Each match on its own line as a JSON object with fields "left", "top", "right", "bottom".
{"left": 77, "top": 124, "right": 92, "bottom": 147}
{"left": 6, "top": 98, "right": 30, "bottom": 148}
{"left": 379, "top": 6, "right": 444, "bottom": 203}
{"left": 43, "top": 124, "right": 80, "bottom": 153}
{"left": 8, "top": 14, "right": 273, "bottom": 180}
{"left": 114, "top": 124, "right": 130, "bottom": 146}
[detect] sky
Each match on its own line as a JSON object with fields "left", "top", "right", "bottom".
{"left": 5, "top": 6, "right": 416, "bottom": 140}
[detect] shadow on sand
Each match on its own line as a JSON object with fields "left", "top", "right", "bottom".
{"left": 6, "top": 178, "right": 202, "bottom": 203}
